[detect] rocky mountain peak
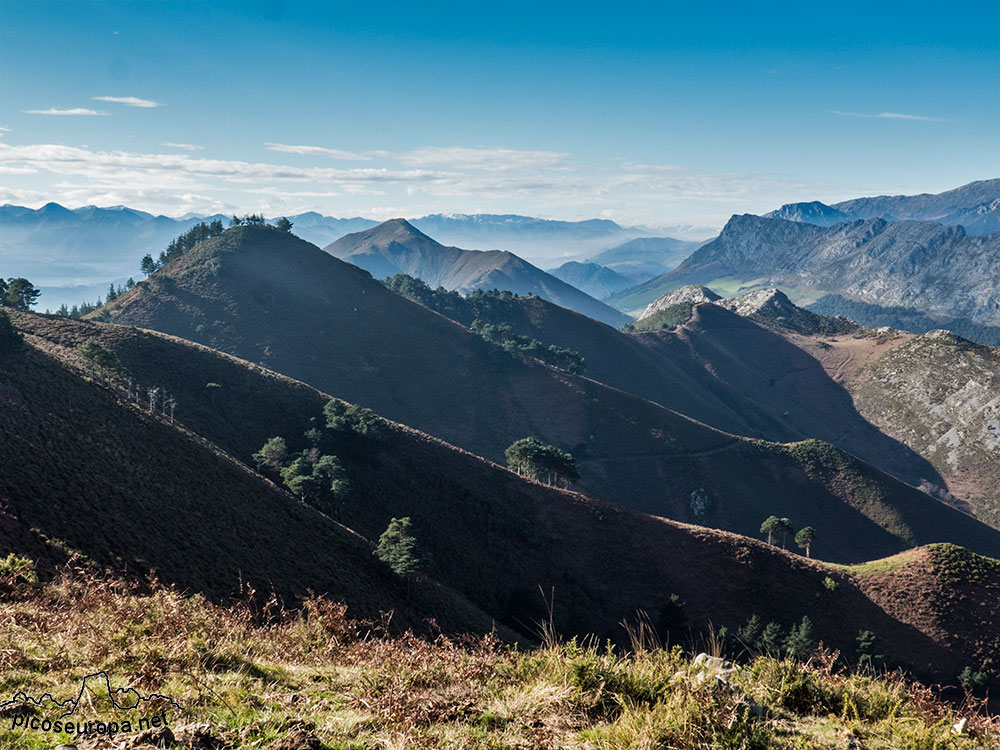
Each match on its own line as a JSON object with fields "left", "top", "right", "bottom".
{"left": 640, "top": 285, "right": 722, "bottom": 318}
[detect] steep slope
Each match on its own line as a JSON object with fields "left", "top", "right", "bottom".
{"left": 546, "top": 261, "right": 634, "bottom": 299}
{"left": 0, "top": 315, "right": 499, "bottom": 633}
{"left": 764, "top": 201, "right": 855, "bottom": 226}
{"left": 650, "top": 214, "right": 1000, "bottom": 327}
{"left": 325, "top": 219, "right": 630, "bottom": 326}
{"left": 10, "top": 311, "right": 1000, "bottom": 683}
{"left": 88, "top": 226, "right": 1000, "bottom": 563}
{"left": 796, "top": 329, "right": 1000, "bottom": 527}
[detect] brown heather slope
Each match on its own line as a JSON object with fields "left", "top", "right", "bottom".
{"left": 86, "top": 226, "right": 1000, "bottom": 563}
{"left": 3, "top": 311, "right": 994, "bottom": 684}
{"left": 447, "top": 291, "right": 942, "bottom": 495}
{"left": 850, "top": 543, "right": 1000, "bottom": 678}
{"left": 0, "top": 326, "right": 500, "bottom": 634}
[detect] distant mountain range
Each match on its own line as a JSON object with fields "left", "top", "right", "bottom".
{"left": 325, "top": 219, "right": 631, "bottom": 326}
{"left": 767, "top": 178, "right": 1000, "bottom": 235}
{"left": 0, "top": 202, "right": 682, "bottom": 309}
{"left": 764, "top": 201, "right": 854, "bottom": 227}
{"left": 664, "top": 215, "right": 1000, "bottom": 326}
{"left": 610, "top": 208, "right": 1000, "bottom": 335}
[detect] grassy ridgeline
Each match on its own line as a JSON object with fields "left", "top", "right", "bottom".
{"left": 0, "top": 567, "right": 995, "bottom": 750}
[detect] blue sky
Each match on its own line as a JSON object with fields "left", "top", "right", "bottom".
{"left": 1, "top": 0, "right": 997, "bottom": 229}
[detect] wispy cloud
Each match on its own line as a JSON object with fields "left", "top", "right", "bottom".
{"left": 0, "top": 140, "right": 836, "bottom": 227}
{"left": 162, "top": 142, "right": 204, "bottom": 151}
{"left": 265, "top": 143, "right": 371, "bottom": 160}
{"left": 0, "top": 126, "right": 10, "bottom": 137}
{"left": 829, "top": 110, "right": 945, "bottom": 122}
{"left": 618, "top": 162, "right": 684, "bottom": 173}
{"left": 24, "top": 108, "right": 108, "bottom": 116}
{"left": 397, "top": 146, "right": 572, "bottom": 172}
{"left": 93, "top": 96, "right": 161, "bottom": 108}
{"left": 0, "top": 143, "right": 449, "bottom": 187}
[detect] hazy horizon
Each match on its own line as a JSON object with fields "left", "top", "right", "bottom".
{"left": 2, "top": 1, "right": 998, "bottom": 227}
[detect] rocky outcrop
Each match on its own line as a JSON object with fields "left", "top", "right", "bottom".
{"left": 640, "top": 285, "right": 721, "bottom": 319}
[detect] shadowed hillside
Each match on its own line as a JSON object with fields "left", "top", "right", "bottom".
{"left": 382, "top": 280, "right": 945, "bottom": 502}
{"left": 0, "top": 321, "right": 500, "bottom": 634}
{"left": 6, "top": 310, "right": 1000, "bottom": 684}
{"left": 84, "top": 227, "right": 1000, "bottom": 563}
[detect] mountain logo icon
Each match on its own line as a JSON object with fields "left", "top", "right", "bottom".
{"left": 0, "top": 671, "right": 181, "bottom": 719}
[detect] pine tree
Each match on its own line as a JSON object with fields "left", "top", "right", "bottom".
{"left": 253, "top": 437, "right": 289, "bottom": 471}
{"left": 504, "top": 437, "right": 579, "bottom": 487}
{"left": 760, "top": 516, "right": 782, "bottom": 545}
{"left": 78, "top": 338, "right": 120, "bottom": 385}
{"left": 795, "top": 526, "right": 817, "bottom": 558}
{"left": 760, "top": 621, "right": 783, "bottom": 655}
{"left": 3, "top": 278, "right": 41, "bottom": 311}
{"left": 140, "top": 254, "right": 159, "bottom": 277}
{"left": 737, "top": 614, "right": 763, "bottom": 649}
{"left": 374, "top": 517, "right": 424, "bottom": 586}
{"left": 783, "top": 616, "right": 815, "bottom": 659}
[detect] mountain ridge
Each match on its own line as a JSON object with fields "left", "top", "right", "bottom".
{"left": 84, "top": 224, "right": 1000, "bottom": 563}
{"left": 10, "top": 308, "right": 1000, "bottom": 682}
{"left": 639, "top": 213, "right": 1000, "bottom": 327}
{"left": 325, "top": 219, "right": 631, "bottom": 326}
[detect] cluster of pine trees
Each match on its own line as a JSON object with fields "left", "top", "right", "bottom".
{"left": 140, "top": 220, "right": 226, "bottom": 276}
{"left": 383, "top": 274, "right": 586, "bottom": 374}
{"left": 504, "top": 437, "right": 579, "bottom": 487}
{"left": 253, "top": 398, "right": 390, "bottom": 520}
{"left": 760, "top": 515, "right": 817, "bottom": 558}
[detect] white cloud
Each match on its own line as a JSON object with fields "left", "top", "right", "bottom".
{"left": 0, "top": 143, "right": 450, "bottom": 187}
{"left": 92, "top": 96, "right": 161, "bottom": 108}
{"left": 23, "top": 108, "right": 108, "bottom": 116}
{"left": 0, "top": 140, "right": 850, "bottom": 227}
{"left": 265, "top": 143, "right": 372, "bottom": 160}
{"left": 162, "top": 142, "right": 204, "bottom": 151}
{"left": 397, "top": 146, "right": 572, "bottom": 172}
{"left": 618, "top": 162, "right": 684, "bottom": 172}
{"left": 829, "top": 110, "right": 944, "bottom": 122}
